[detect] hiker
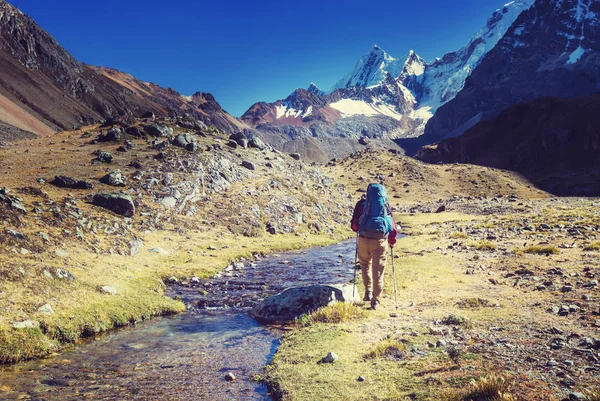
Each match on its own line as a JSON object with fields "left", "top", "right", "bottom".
{"left": 351, "top": 183, "right": 398, "bottom": 310}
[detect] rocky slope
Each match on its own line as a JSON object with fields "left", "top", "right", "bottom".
{"left": 420, "top": 0, "right": 600, "bottom": 148}
{"left": 0, "top": 116, "right": 352, "bottom": 363}
{"left": 241, "top": 0, "right": 535, "bottom": 159}
{"left": 0, "top": 0, "right": 245, "bottom": 141}
{"left": 417, "top": 92, "right": 600, "bottom": 196}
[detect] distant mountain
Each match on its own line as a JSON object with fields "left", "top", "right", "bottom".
{"left": 417, "top": 92, "right": 600, "bottom": 196}
{"left": 0, "top": 0, "right": 244, "bottom": 140}
{"left": 420, "top": 0, "right": 600, "bottom": 147}
{"left": 241, "top": 0, "right": 535, "bottom": 158}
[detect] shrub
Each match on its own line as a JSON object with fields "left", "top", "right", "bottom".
{"left": 299, "top": 302, "right": 365, "bottom": 326}
{"left": 522, "top": 245, "right": 559, "bottom": 255}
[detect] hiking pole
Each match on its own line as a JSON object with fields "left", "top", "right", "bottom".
{"left": 352, "top": 233, "right": 358, "bottom": 300}
{"left": 391, "top": 247, "right": 398, "bottom": 310}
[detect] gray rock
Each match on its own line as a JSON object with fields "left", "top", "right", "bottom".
{"left": 38, "top": 304, "right": 54, "bottom": 315}
{"left": 289, "top": 153, "right": 301, "bottom": 160}
{"left": 145, "top": 124, "right": 173, "bottom": 137}
{"left": 5, "top": 228, "right": 26, "bottom": 240}
{"left": 172, "top": 133, "right": 195, "bottom": 148}
{"left": 129, "top": 239, "right": 144, "bottom": 255}
{"left": 54, "top": 249, "right": 69, "bottom": 258}
{"left": 568, "top": 392, "right": 585, "bottom": 400}
{"left": 43, "top": 268, "right": 54, "bottom": 280}
{"left": 190, "top": 276, "right": 201, "bottom": 284}
{"left": 227, "top": 140, "right": 238, "bottom": 149}
{"left": 92, "top": 193, "right": 135, "bottom": 217}
{"left": 0, "top": 188, "right": 26, "bottom": 214}
{"left": 141, "top": 111, "right": 156, "bottom": 120}
{"left": 55, "top": 268, "right": 75, "bottom": 281}
{"left": 359, "top": 136, "right": 370, "bottom": 145}
{"left": 224, "top": 372, "right": 236, "bottom": 382}
{"left": 149, "top": 247, "right": 169, "bottom": 255}
{"left": 166, "top": 276, "right": 178, "bottom": 284}
{"left": 95, "top": 151, "right": 113, "bottom": 163}
{"left": 97, "top": 285, "right": 117, "bottom": 295}
{"left": 12, "top": 320, "right": 39, "bottom": 329}
{"left": 436, "top": 340, "right": 446, "bottom": 348}
{"left": 241, "top": 161, "right": 255, "bottom": 170}
{"left": 50, "top": 175, "right": 93, "bottom": 189}
{"left": 98, "top": 127, "right": 122, "bottom": 142}
{"left": 248, "top": 136, "right": 267, "bottom": 150}
{"left": 160, "top": 196, "right": 177, "bottom": 209}
{"left": 100, "top": 170, "right": 127, "bottom": 187}
{"left": 125, "top": 126, "right": 144, "bottom": 137}
{"left": 321, "top": 352, "right": 339, "bottom": 364}
{"left": 250, "top": 284, "right": 360, "bottom": 323}
{"left": 357, "top": 376, "right": 366, "bottom": 382}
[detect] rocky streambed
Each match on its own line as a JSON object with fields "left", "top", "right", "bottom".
{"left": 0, "top": 240, "right": 359, "bottom": 400}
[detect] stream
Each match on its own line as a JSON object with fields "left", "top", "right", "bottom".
{"left": 0, "top": 239, "right": 359, "bottom": 400}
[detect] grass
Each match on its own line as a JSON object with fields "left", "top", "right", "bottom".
{"left": 585, "top": 389, "right": 600, "bottom": 401}
{"left": 442, "top": 314, "right": 471, "bottom": 327}
{"left": 449, "top": 375, "right": 516, "bottom": 401}
{"left": 364, "top": 337, "right": 407, "bottom": 360}
{"left": 450, "top": 232, "right": 469, "bottom": 239}
{"left": 521, "top": 245, "right": 559, "bottom": 255}
{"left": 584, "top": 241, "right": 600, "bottom": 251}
{"left": 299, "top": 302, "right": 366, "bottom": 326}
{"left": 468, "top": 240, "right": 497, "bottom": 251}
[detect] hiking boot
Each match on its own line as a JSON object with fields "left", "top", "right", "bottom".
{"left": 370, "top": 299, "right": 379, "bottom": 310}
{"left": 363, "top": 291, "right": 371, "bottom": 302}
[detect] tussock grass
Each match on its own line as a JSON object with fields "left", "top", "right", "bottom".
{"left": 442, "top": 314, "right": 472, "bottom": 328}
{"left": 584, "top": 241, "right": 600, "bottom": 251}
{"left": 521, "top": 245, "right": 559, "bottom": 255}
{"left": 364, "top": 338, "right": 407, "bottom": 360}
{"left": 299, "top": 302, "right": 365, "bottom": 326}
{"left": 456, "top": 298, "right": 492, "bottom": 309}
{"left": 460, "top": 375, "right": 516, "bottom": 401}
{"left": 468, "top": 240, "right": 497, "bottom": 251}
{"left": 450, "top": 232, "right": 469, "bottom": 239}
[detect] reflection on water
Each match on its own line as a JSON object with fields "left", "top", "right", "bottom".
{"left": 0, "top": 240, "right": 359, "bottom": 400}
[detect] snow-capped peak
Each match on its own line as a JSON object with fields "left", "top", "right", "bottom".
{"left": 307, "top": 82, "right": 324, "bottom": 95}
{"left": 329, "top": 45, "right": 404, "bottom": 93}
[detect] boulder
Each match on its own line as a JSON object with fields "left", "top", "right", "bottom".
{"left": 227, "top": 140, "right": 238, "bottom": 149}
{"left": 38, "top": 304, "right": 54, "bottom": 315}
{"left": 359, "top": 136, "right": 370, "bottom": 145}
{"left": 144, "top": 124, "right": 173, "bottom": 137}
{"left": 94, "top": 151, "right": 113, "bottom": 163}
{"left": 125, "top": 126, "right": 144, "bottom": 137}
{"left": 97, "top": 285, "right": 117, "bottom": 295}
{"left": 289, "top": 153, "right": 301, "bottom": 161}
{"left": 92, "top": 193, "right": 135, "bottom": 217}
{"left": 12, "top": 320, "right": 39, "bottom": 329}
{"left": 50, "top": 175, "right": 93, "bottom": 189}
{"left": 100, "top": 170, "right": 127, "bottom": 187}
{"left": 141, "top": 111, "right": 156, "bottom": 120}
{"left": 241, "top": 161, "right": 255, "bottom": 170}
{"left": 172, "top": 133, "right": 194, "bottom": 148}
{"left": 248, "top": 136, "right": 267, "bottom": 150}
{"left": 250, "top": 284, "right": 359, "bottom": 323}
{"left": 98, "top": 127, "right": 122, "bottom": 142}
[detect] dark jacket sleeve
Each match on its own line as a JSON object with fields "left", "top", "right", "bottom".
{"left": 351, "top": 200, "right": 364, "bottom": 232}
{"left": 387, "top": 203, "right": 398, "bottom": 247}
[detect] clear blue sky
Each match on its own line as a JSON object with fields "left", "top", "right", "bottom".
{"left": 10, "top": 0, "right": 504, "bottom": 117}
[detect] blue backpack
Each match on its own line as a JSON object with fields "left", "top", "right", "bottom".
{"left": 359, "top": 183, "right": 393, "bottom": 239}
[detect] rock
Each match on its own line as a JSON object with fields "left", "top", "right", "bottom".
{"left": 241, "top": 161, "right": 255, "bottom": 170}
{"left": 250, "top": 285, "right": 360, "bottom": 323}
{"left": 166, "top": 276, "right": 178, "bottom": 284}
{"left": 154, "top": 152, "right": 166, "bottom": 160}
{"left": 172, "top": 133, "right": 194, "bottom": 148}
{"left": 435, "top": 205, "right": 446, "bottom": 213}
{"left": 190, "top": 277, "right": 201, "bottom": 284}
{"left": 357, "top": 376, "right": 366, "bottom": 382}
{"left": 436, "top": 340, "right": 446, "bottom": 348}
{"left": 129, "top": 239, "right": 143, "bottom": 255}
{"left": 248, "top": 136, "right": 266, "bottom": 150}
{"left": 145, "top": 124, "right": 172, "bottom": 137}
{"left": 289, "top": 153, "right": 301, "bottom": 161}
{"left": 320, "top": 352, "right": 339, "bottom": 364}
{"left": 97, "top": 285, "right": 117, "bottom": 295}
{"left": 227, "top": 139, "right": 238, "bottom": 149}
{"left": 50, "top": 175, "right": 93, "bottom": 189}
{"left": 237, "top": 138, "right": 248, "bottom": 148}
{"left": 38, "top": 304, "right": 54, "bottom": 315}
{"left": 186, "top": 142, "right": 200, "bottom": 152}
{"left": 141, "top": 111, "right": 156, "bottom": 120}
{"left": 568, "top": 392, "right": 585, "bottom": 400}
{"left": 55, "top": 268, "right": 75, "bottom": 281}
{"left": 149, "top": 247, "right": 169, "bottom": 255}
{"left": 54, "top": 249, "right": 68, "bottom": 258}
{"left": 5, "top": 228, "right": 26, "bottom": 240}
{"left": 0, "top": 188, "right": 26, "bottom": 214}
{"left": 359, "top": 136, "right": 370, "bottom": 145}
{"left": 92, "top": 193, "right": 135, "bottom": 217}
{"left": 224, "top": 372, "right": 236, "bottom": 382}
{"left": 12, "top": 320, "right": 39, "bottom": 329}
{"left": 98, "top": 127, "right": 122, "bottom": 142}
{"left": 159, "top": 196, "right": 177, "bottom": 209}
{"left": 125, "top": 126, "right": 143, "bottom": 137}
{"left": 94, "top": 151, "right": 113, "bottom": 163}
{"left": 100, "top": 170, "right": 127, "bottom": 187}
{"left": 561, "top": 285, "right": 574, "bottom": 292}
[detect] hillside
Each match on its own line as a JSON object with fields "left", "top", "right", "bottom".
{"left": 417, "top": 92, "right": 600, "bottom": 196}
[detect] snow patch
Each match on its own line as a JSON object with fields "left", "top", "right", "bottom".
{"left": 329, "top": 99, "right": 403, "bottom": 120}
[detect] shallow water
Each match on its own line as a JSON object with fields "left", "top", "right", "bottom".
{"left": 0, "top": 239, "right": 360, "bottom": 400}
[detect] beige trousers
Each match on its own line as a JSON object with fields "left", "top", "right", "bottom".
{"left": 357, "top": 236, "right": 388, "bottom": 303}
